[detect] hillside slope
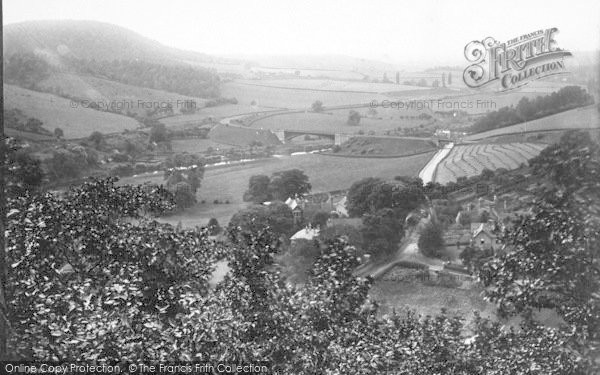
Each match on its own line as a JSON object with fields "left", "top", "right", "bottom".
{"left": 4, "top": 84, "right": 139, "bottom": 139}
{"left": 4, "top": 20, "right": 216, "bottom": 64}
{"left": 465, "top": 106, "right": 599, "bottom": 141}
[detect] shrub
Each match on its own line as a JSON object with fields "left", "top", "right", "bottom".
{"left": 207, "top": 218, "right": 222, "bottom": 235}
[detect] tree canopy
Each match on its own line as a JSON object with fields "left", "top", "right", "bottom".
{"left": 478, "top": 131, "right": 600, "bottom": 369}
{"left": 0, "top": 173, "right": 590, "bottom": 372}
{"left": 227, "top": 202, "right": 295, "bottom": 241}
{"left": 269, "top": 169, "right": 311, "bottom": 201}
{"left": 470, "top": 86, "right": 594, "bottom": 133}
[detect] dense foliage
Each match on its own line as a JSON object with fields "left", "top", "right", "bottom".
{"left": 228, "top": 202, "right": 295, "bottom": 239}
{"left": 418, "top": 222, "right": 444, "bottom": 257}
{"left": 73, "top": 57, "right": 221, "bottom": 98}
{"left": 1, "top": 173, "right": 591, "bottom": 372}
{"left": 5, "top": 178, "right": 217, "bottom": 358}
{"left": 346, "top": 177, "right": 425, "bottom": 218}
{"left": 4, "top": 53, "right": 51, "bottom": 89}
{"left": 361, "top": 208, "right": 403, "bottom": 257}
{"left": 163, "top": 153, "right": 205, "bottom": 209}
{"left": 3, "top": 131, "right": 598, "bottom": 372}
{"left": 6, "top": 139, "right": 44, "bottom": 196}
{"left": 244, "top": 169, "right": 312, "bottom": 203}
{"left": 45, "top": 145, "right": 99, "bottom": 180}
{"left": 243, "top": 174, "right": 272, "bottom": 203}
{"left": 478, "top": 131, "right": 600, "bottom": 370}
{"left": 346, "top": 177, "right": 427, "bottom": 257}
{"left": 4, "top": 109, "right": 51, "bottom": 135}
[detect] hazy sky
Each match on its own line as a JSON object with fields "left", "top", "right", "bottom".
{"left": 4, "top": 0, "right": 600, "bottom": 64}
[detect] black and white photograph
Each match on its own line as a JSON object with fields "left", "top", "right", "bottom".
{"left": 0, "top": 0, "right": 599, "bottom": 373}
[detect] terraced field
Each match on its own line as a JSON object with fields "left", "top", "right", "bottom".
{"left": 434, "top": 143, "right": 547, "bottom": 184}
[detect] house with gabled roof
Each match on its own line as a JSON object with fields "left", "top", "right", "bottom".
{"left": 471, "top": 222, "right": 497, "bottom": 249}
{"left": 285, "top": 197, "right": 305, "bottom": 225}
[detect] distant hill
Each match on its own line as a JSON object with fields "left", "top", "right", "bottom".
{"left": 3, "top": 20, "right": 216, "bottom": 64}
{"left": 3, "top": 20, "right": 226, "bottom": 98}
{"left": 2, "top": 20, "right": 235, "bottom": 137}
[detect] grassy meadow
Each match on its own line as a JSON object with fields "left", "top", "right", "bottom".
{"left": 4, "top": 84, "right": 140, "bottom": 139}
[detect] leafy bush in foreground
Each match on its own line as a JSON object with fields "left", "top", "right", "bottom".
{"left": 3, "top": 175, "right": 591, "bottom": 373}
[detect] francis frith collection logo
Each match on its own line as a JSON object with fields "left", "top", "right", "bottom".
{"left": 463, "top": 28, "right": 572, "bottom": 91}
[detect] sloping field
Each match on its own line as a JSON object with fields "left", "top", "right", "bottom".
{"left": 334, "top": 137, "right": 436, "bottom": 157}
{"left": 120, "top": 151, "right": 435, "bottom": 227}
{"left": 208, "top": 124, "right": 282, "bottom": 146}
{"left": 4, "top": 84, "right": 139, "bottom": 139}
{"left": 465, "top": 106, "right": 599, "bottom": 140}
{"left": 222, "top": 82, "right": 390, "bottom": 108}
{"left": 434, "top": 142, "right": 547, "bottom": 184}
{"left": 38, "top": 73, "right": 208, "bottom": 115}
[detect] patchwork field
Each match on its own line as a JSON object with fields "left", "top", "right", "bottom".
{"left": 221, "top": 81, "right": 391, "bottom": 108}
{"left": 120, "top": 151, "right": 435, "bottom": 227}
{"left": 434, "top": 143, "right": 547, "bottom": 184}
{"left": 4, "top": 84, "right": 140, "bottom": 139}
{"left": 465, "top": 106, "right": 599, "bottom": 140}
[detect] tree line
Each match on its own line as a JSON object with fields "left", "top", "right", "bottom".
{"left": 470, "top": 85, "right": 595, "bottom": 133}
{"left": 3, "top": 52, "right": 221, "bottom": 99}
{"left": 3, "top": 109, "right": 52, "bottom": 136}
{"left": 72, "top": 57, "right": 221, "bottom": 98}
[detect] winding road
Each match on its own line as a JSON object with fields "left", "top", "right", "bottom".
{"left": 418, "top": 142, "right": 454, "bottom": 184}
